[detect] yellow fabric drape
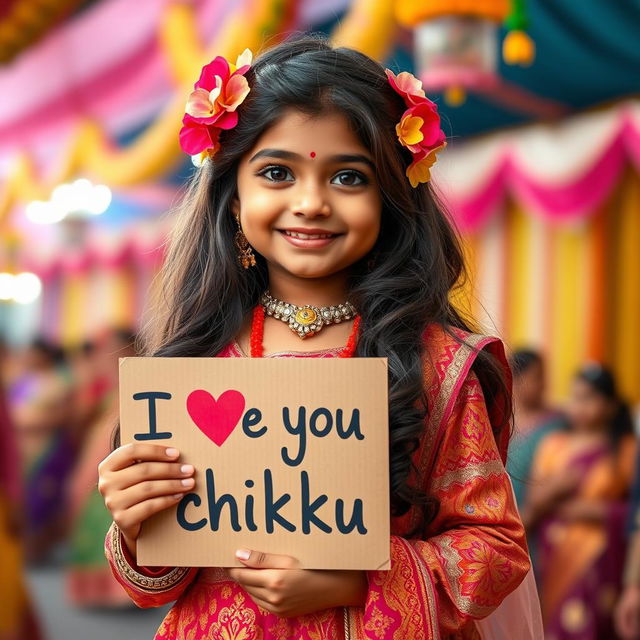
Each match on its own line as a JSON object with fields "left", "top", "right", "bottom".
{"left": 610, "top": 170, "right": 640, "bottom": 403}
{"left": 458, "top": 167, "right": 640, "bottom": 406}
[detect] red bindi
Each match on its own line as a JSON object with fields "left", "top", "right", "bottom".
{"left": 309, "top": 151, "right": 316, "bottom": 158}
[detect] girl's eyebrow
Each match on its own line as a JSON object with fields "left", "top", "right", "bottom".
{"left": 249, "top": 148, "right": 375, "bottom": 171}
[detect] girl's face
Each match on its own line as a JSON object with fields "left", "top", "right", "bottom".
{"left": 233, "top": 108, "right": 382, "bottom": 280}
{"left": 566, "top": 378, "right": 616, "bottom": 433}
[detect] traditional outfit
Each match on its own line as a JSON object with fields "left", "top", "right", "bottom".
{"left": 530, "top": 430, "right": 636, "bottom": 639}
{"left": 9, "top": 365, "right": 75, "bottom": 561}
{"left": 105, "top": 323, "right": 533, "bottom": 639}
{"left": 507, "top": 410, "right": 567, "bottom": 509}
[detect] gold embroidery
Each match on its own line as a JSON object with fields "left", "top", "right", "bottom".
{"left": 364, "top": 604, "right": 394, "bottom": 638}
{"left": 400, "top": 537, "right": 441, "bottom": 639}
{"left": 430, "top": 459, "right": 505, "bottom": 492}
{"left": 409, "top": 332, "right": 488, "bottom": 533}
{"left": 210, "top": 592, "right": 259, "bottom": 640}
{"left": 109, "top": 522, "right": 191, "bottom": 592}
{"left": 431, "top": 533, "right": 510, "bottom": 618}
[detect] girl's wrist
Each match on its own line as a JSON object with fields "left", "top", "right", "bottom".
{"left": 330, "top": 570, "right": 368, "bottom": 608}
{"left": 122, "top": 532, "right": 137, "bottom": 560}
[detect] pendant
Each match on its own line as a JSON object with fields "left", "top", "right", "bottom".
{"left": 289, "top": 306, "right": 323, "bottom": 339}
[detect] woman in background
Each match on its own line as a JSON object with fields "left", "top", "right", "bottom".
{"left": 523, "top": 363, "right": 636, "bottom": 639}
{"left": 8, "top": 338, "right": 74, "bottom": 563}
{"left": 65, "top": 329, "right": 136, "bottom": 608}
{"left": 507, "top": 348, "right": 567, "bottom": 509}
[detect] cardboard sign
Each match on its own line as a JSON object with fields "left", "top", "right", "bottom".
{"left": 119, "top": 357, "right": 390, "bottom": 570}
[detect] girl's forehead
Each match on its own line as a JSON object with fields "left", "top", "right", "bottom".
{"left": 248, "top": 108, "right": 370, "bottom": 157}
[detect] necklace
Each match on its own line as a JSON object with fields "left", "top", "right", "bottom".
{"left": 260, "top": 291, "right": 357, "bottom": 339}
{"left": 249, "top": 304, "right": 360, "bottom": 358}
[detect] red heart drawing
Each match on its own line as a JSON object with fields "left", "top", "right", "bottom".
{"left": 186, "top": 389, "right": 245, "bottom": 446}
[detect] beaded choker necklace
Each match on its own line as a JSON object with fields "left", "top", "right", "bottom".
{"left": 260, "top": 291, "right": 357, "bottom": 340}
{"left": 249, "top": 305, "right": 360, "bottom": 358}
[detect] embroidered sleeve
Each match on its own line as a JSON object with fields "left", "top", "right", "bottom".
{"left": 104, "top": 521, "right": 199, "bottom": 608}
{"left": 362, "top": 370, "right": 531, "bottom": 637}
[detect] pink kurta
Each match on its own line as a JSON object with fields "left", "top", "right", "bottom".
{"left": 105, "top": 324, "right": 531, "bottom": 639}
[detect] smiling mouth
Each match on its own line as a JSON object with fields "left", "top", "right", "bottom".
{"left": 278, "top": 230, "right": 341, "bottom": 239}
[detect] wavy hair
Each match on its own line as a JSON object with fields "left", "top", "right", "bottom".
{"left": 121, "top": 34, "right": 512, "bottom": 534}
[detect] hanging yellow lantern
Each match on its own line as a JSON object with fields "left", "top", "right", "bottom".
{"left": 395, "top": 0, "right": 535, "bottom": 106}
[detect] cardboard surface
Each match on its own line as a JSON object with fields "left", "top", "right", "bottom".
{"left": 119, "top": 357, "right": 390, "bottom": 570}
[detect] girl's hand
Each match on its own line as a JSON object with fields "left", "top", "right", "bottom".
{"left": 97, "top": 443, "right": 195, "bottom": 558}
{"left": 226, "top": 549, "right": 368, "bottom": 617}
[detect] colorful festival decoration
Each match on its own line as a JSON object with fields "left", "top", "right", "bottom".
{"left": 0, "top": 0, "right": 638, "bottom": 409}
{"left": 0, "top": 0, "right": 301, "bottom": 224}
{"left": 0, "top": 0, "right": 85, "bottom": 63}
{"left": 395, "top": 0, "right": 536, "bottom": 106}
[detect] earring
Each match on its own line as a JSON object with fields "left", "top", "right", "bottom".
{"left": 234, "top": 214, "right": 256, "bottom": 269}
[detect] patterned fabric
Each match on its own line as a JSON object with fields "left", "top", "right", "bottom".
{"left": 104, "top": 323, "right": 530, "bottom": 639}
{"left": 532, "top": 431, "right": 636, "bottom": 639}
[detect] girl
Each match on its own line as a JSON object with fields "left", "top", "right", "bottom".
{"left": 523, "top": 364, "right": 636, "bottom": 639}
{"left": 98, "top": 35, "right": 532, "bottom": 639}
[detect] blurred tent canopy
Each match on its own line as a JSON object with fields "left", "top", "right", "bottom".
{"left": 0, "top": 0, "right": 639, "bottom": 403}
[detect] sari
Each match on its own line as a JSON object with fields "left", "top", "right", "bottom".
{"left": 9, "top": 366, "right": 75, "bottom": 561}
{"left": 105, "top": 323, "right": 534, "bottom": 639}
{"left": 531, "top": 431, "right": 636, "bottom": 639}
{"left": 507, "top": 410, "right": 567, "bottom": 509}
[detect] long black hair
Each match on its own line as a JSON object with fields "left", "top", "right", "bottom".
{"left": 575, "top": 363, "right": 634, "bottom": 450}
{"left": 127, "top": 34, "right": 512, "bottom": 533}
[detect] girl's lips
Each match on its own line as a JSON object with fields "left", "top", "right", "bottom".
{"left": 277, "top": 229, "right": 342, "bottom": 249}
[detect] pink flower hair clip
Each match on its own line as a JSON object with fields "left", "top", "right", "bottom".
{"left": 385, "top": 68, "right": 446, "bottom": 187}
{"left": 179, "top": 48, "right": 253, "bottom": 160}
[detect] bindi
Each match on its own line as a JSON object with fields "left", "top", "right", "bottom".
{"left": 309, "top": 151, "right": 316, "bottom": 158}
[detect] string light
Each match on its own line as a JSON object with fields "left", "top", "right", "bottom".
{"left": 0, "top": 272, "right": 42, "bottom": 304}
{"left": 25, "top": 178, "right": 112, "bottom": 224}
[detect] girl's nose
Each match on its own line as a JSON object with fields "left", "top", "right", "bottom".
{"left": 292, "top": 186, "right": 330, "bottom": 218}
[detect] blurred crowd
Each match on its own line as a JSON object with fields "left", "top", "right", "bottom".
{"left": 507, "top": 350, "right": 640, "bottom": 640}
{"left": 0, "top": 328, "right": 136, "bottom": 639}
{"left": 2, "top": 335, "right": 640, "bottom": 639}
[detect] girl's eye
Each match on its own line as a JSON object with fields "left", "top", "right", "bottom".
{"left": 257, "top": 165, "right": 294, "bottom": 183}
{"left": 331, "top": 170, "right": 368, "bottom": 187}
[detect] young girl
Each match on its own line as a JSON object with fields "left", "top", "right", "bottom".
{"left": 523, "top": 364, "right": 636, "bottom": 639}
{"left": 98, "top": 35, "right": 532, "bottom": 639}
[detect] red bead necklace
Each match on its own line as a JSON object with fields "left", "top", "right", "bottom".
{"left": 249, "top": 304, "right": 360, "bottom": 358}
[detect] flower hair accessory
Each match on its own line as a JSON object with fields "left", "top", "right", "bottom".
{"left": 179, "top": 48, "right": 253, "bottom": 159}
{"left": 385, "top": 68, "right": 446, "bottom": 187}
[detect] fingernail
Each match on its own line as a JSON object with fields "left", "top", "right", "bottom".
{"left": 235, "top": 548, "right": 251, "bottom": 560}
{"left": 172, "top": 493, "right": 183, "bottom": 499}
{"left": 180, "top": 464, "right": 194, "bottom": 474}
{"left": 181, "top": 478, "right": 194, "bottom": 487}
{"left": 166, "top": 448, "right": 179, "bottom": 457}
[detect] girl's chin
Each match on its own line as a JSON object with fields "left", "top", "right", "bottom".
{"left": 264, "top": 258, "right": 348, "bottom": 280}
